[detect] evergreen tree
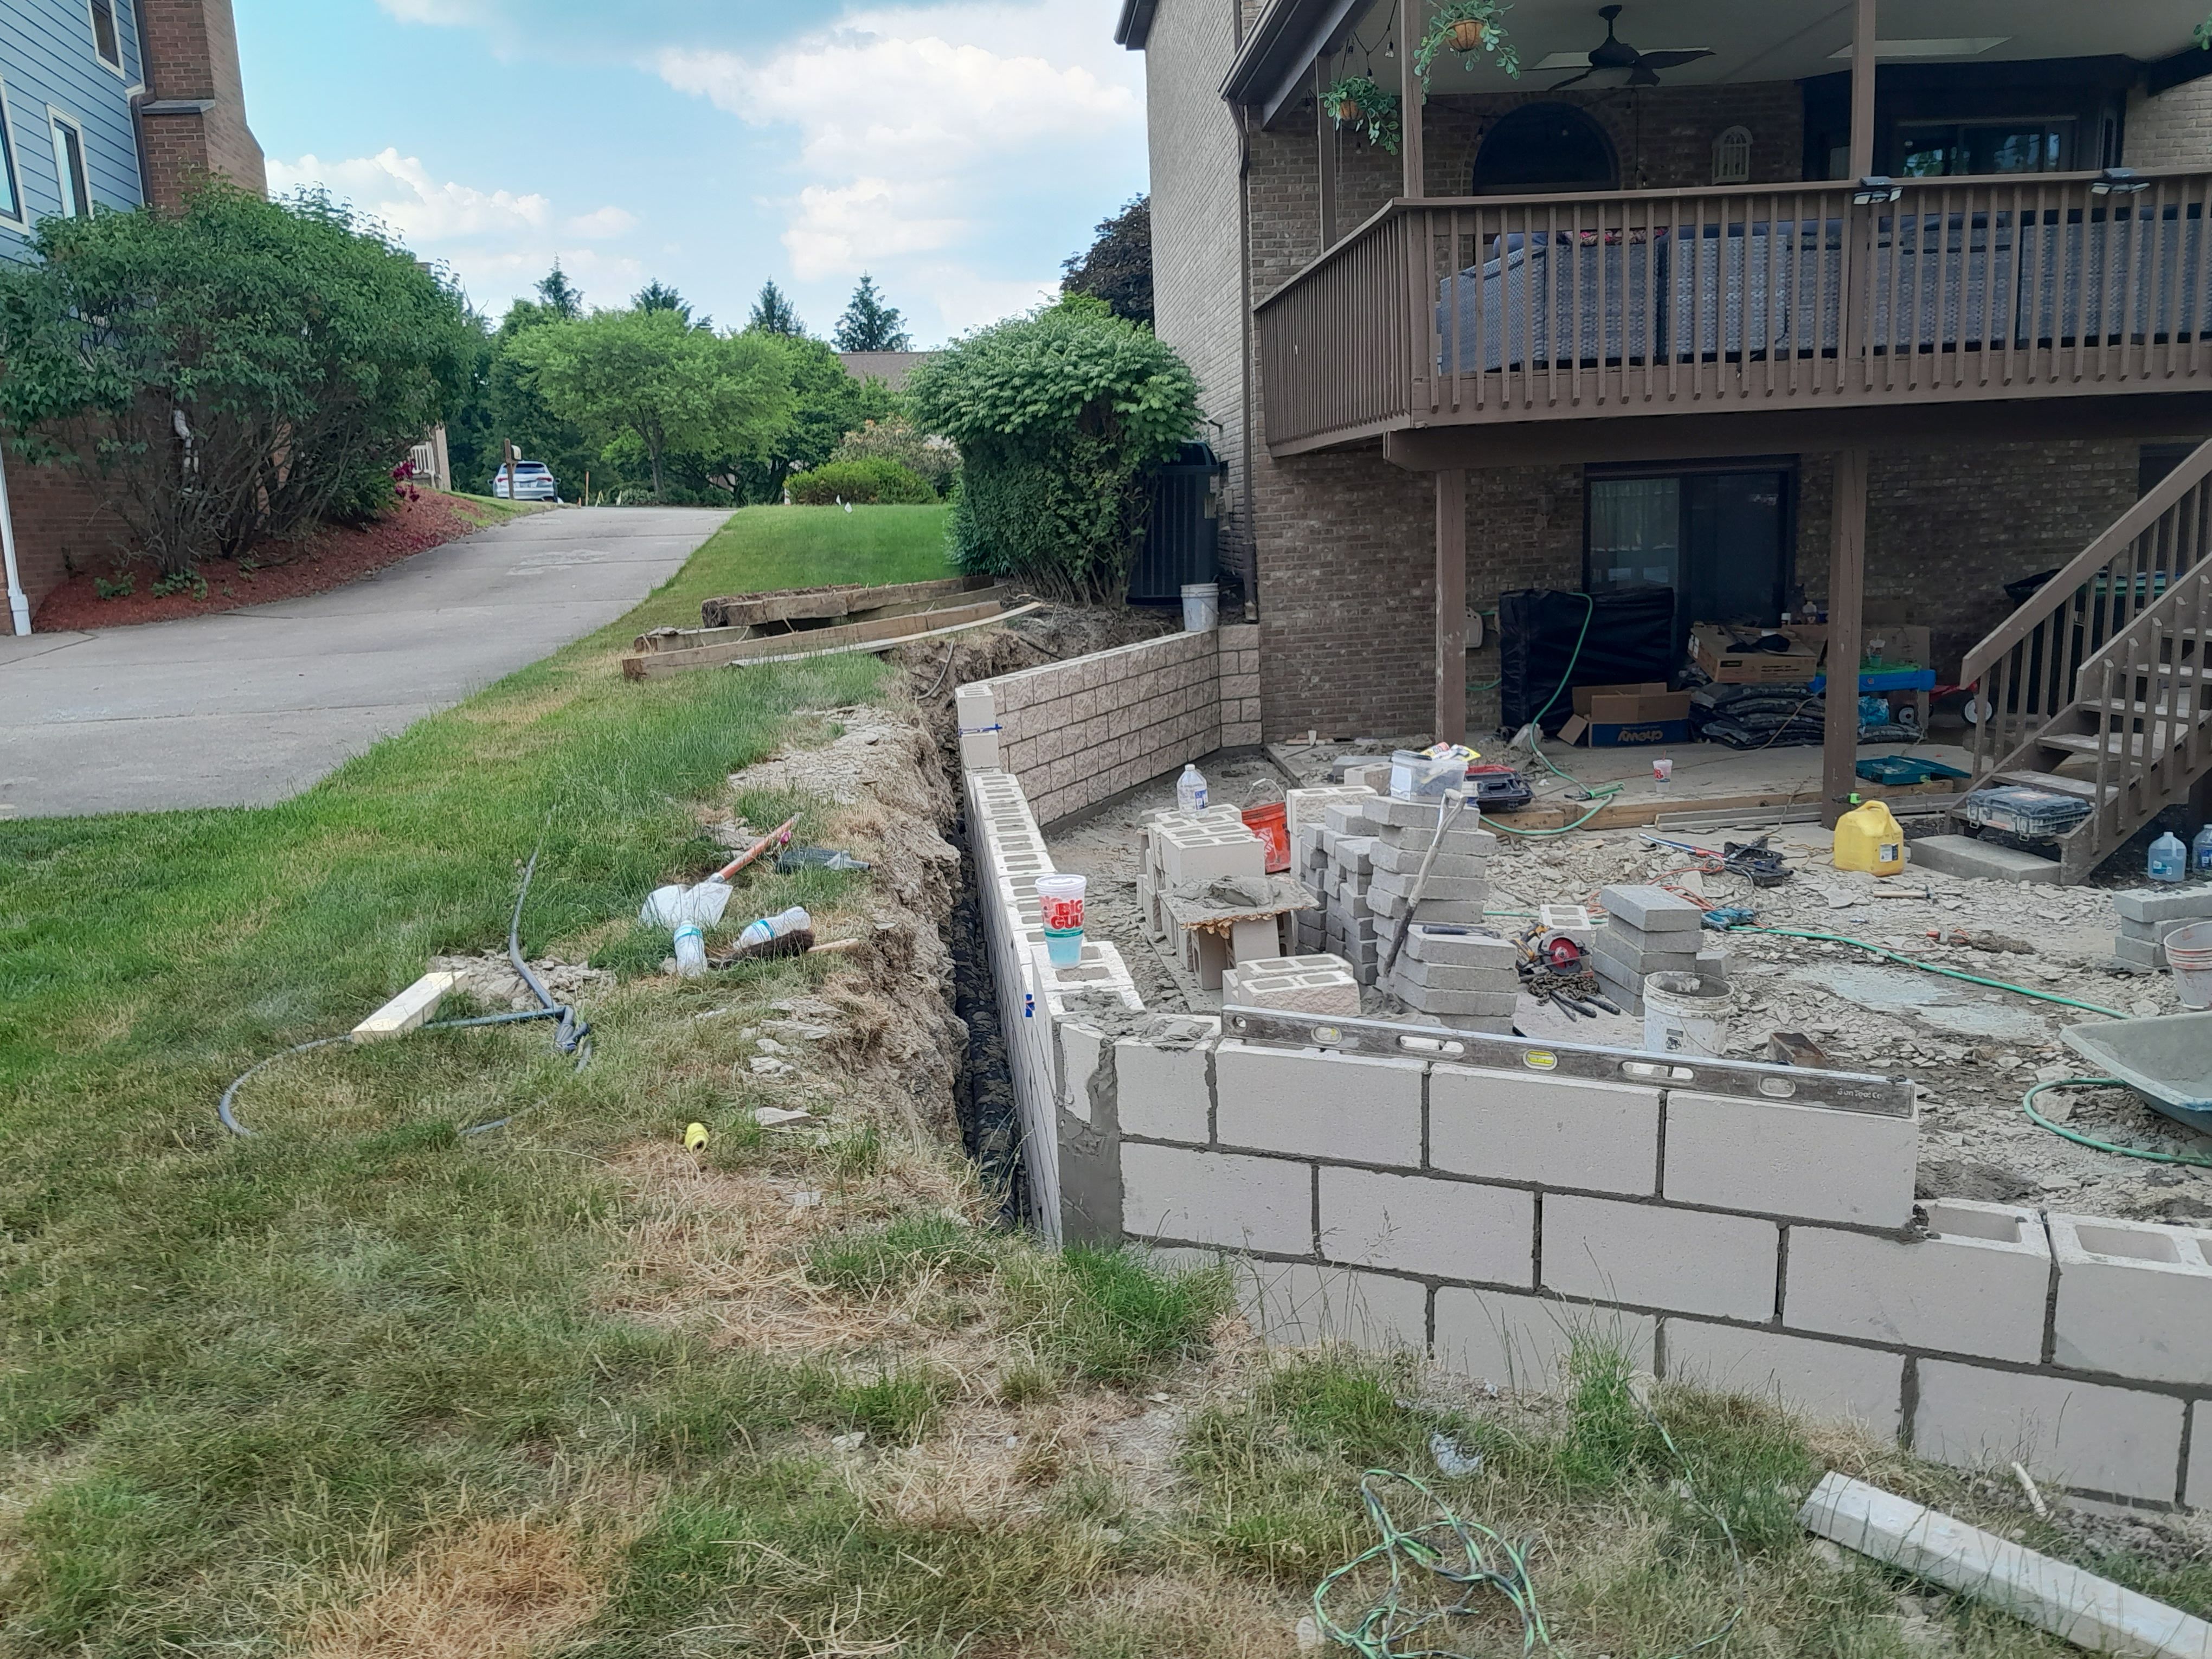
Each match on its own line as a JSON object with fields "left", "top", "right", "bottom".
{"left": 832, "top": 273, "right": 911, "bottom": 352}
{"left": 535, "top": 260, "right": 583, "bottom": 320}
{"left": 748, "top": 279, "right": 805, "bottom": 337}
{"left": 1061, "top": 195, "right": 1153, "bottom": 327}
{"left": 633, "top": 279, "right": 706, "bottom": 329}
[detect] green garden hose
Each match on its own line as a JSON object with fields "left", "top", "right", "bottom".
{"left": 2022, "top": 1078, "right": 2212, "bottom": 1168}
{"left": 1488, "top": 594, "right": 1624, "bottom": 840}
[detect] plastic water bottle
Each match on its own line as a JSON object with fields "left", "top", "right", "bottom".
{"left": 737, "top": 905, "right": 812, "bottom": 951}
{"left": 2149, "top": 831, "right": 2188, "bottom": 884}
{"left": 1176, "top": 763, "right": 1208, "bottom": 813}
{"left": 2194, "top": 824, "right": 2212, "bottom": 878}
{"left": 673, "top": 923, "right": 708, "bottom": 977}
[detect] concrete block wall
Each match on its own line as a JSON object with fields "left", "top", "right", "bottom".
{"left": 967, "top": 758, "right": 2212, "bottom": 1508}
{"left": 958, "top": 623, "right": 1259, "bottom": 826}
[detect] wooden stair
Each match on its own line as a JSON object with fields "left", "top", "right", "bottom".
{"left": 1959, "top": 439, "right": 2212, "bottom": 884}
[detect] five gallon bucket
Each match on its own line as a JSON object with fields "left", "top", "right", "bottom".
{"left": 2169, "top": 919, "right": 2212, "bottom": 1012}
{"left": 1181, "top": 582, "right": 1220, "bottom": 632}
{"left": 1643, "top": 971, "right": 1735, "bottom": 1058}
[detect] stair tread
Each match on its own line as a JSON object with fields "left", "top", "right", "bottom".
{"left": 1990, "top": 770, "right": 2117, "bottom": 800}
{"left": 2041, "top": 728, "right": 2196, "bottom": 758}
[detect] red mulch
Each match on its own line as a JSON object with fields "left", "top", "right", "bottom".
{"left": 34, "top": 492, "right": 526, "bottom": 632}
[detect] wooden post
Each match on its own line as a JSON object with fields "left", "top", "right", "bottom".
{"left": 1849, "top": 0, "right": 1878, "bottom": 178}
{"left": 1822, "top": 447, "right": 1869, "bottom": 828}
{"left": 1435, "top": 467, "right": 1467, "bottom": 744}
{"left": 1316, "top": 59, "right": 1339, "bottom": 247}
{"left": 1400, "top": 0, "right": 1425, "bottom": 199}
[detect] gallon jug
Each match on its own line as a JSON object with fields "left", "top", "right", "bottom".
{"left": 1176, "top": 764, "right": 1208, "bottom": 813}
{"left": 1833, "top": 799, "right": 1906, "bottom": 877}
{"left": 2149, "top": 832, "right": 2188, "bottom": 885}
{"left": 2193, "top": 824, "right": 2212, "bottom": 878}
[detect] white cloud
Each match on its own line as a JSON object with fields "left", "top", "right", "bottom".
{"left": 565, "top": 205, "right": 639, "bottom": 239}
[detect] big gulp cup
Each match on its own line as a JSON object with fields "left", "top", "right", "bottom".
{"left": 1037, "top": 873, "right": 1088, "bottom": 968}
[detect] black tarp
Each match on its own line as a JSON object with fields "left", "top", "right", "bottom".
{"left": 1498, "top": 588, "right": 1680, "bottom": 735}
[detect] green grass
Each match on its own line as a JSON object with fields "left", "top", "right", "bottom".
{"left": 621, "top": 502, "right": 953, "bottom": 634}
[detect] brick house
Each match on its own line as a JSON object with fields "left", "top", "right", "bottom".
{"left": 0, "top": 0, "right": 265, "bottom": 628}
{"left": 1118, "top": 0, "right": 2212, "bottom": 867}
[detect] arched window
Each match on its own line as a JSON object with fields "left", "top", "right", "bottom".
{"left": 1471, "top": 102, "right": 1618, "bottom": 195}
{"left": 1712, "top": 125, "right": 1753, "bottom": 184}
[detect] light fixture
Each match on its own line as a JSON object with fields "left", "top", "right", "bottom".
{"left": 1852, "top": 176, "right": 1902, "bottom": 205}
{"left": 2091, "top": 167, "right": 2150, "bottom": 196}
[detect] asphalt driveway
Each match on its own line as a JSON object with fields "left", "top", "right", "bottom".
{"left": 0, "top": 505, "right": 728, "bottom": 818}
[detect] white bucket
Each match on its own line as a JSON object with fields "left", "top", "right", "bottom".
{"left": 1643, "top": 970, "right": 1736, "bottom": 1058}
{"left": 1181, "top": 582, "right": 1220, "bottom": 633}
{"left": 2168, "top": 919, "right": 2212, "bottom": 1012}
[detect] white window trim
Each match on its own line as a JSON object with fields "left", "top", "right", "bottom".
{"left": 0, "top": 80, "right": 26, "bottom": 232}
{"left": 87, "top": 0, "right": 128, "bottom": 78}
{"left": 47, "top": 108, "right": 91, "bottom": 220}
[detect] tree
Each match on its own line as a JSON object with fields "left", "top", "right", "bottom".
{"left": 0, "top": 183, "right": 473, "bottom": 575}
{"left": 536, "top": 260, "right": 584, "bottom": 320}
{"left": 634, "top": 279, "right": 708, "bottom": 329}
{"left": 748, "top": 280, "right": 805, "bottom": 337}
{"left": 908, "top": 296, "right": 1197, "bottom": 602}
{"left": 515, "top": 308, "right": 793, "bottom": 501}
{"left": 735, "top": 333, "right": 896, "bottom": 504}
{"left": 1061, "top": 195, "right": 1154, "bottom": 327}
{"left": 832, "top": 273, "right": 911, "bottom": 352}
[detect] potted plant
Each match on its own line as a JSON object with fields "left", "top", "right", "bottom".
{"left": 1321, "top": 74, "right": 1402, "bottom": 155}
{"left": 1414, "top": 0, "right": 1522, "bottom": 81}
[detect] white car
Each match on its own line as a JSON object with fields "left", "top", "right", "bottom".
{"left": 490, "top": 462, "right": 560, "bottom": 501}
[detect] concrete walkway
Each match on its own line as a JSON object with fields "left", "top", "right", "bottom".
{"left": 0, "top": 505, "right": 728, "bottom": 818}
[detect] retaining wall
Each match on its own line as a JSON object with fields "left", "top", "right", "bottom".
{"left": 960, "top": 689, "right": 2212, "bottom": 1509}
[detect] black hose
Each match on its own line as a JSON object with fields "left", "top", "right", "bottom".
{"left": 217, "top": 850, "right": 593, "bottom": 1138}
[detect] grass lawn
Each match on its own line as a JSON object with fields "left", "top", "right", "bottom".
{"left": 0, "top": 500, "right": 2201, "bottom": 1655}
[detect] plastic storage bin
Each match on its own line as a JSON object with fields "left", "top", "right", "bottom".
{"left": 1959, "top": 786, "right": 2091, "bottom": 841}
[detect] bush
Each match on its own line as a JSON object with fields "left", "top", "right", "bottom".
{"left": 908, "top": 298, "right": 1198, "bottom": 603}
{"left": 0, "top": 184, "right": 473, "bottom": 577}
{"left": 787, "top": 457, "right": 936, "bottom": 506}
{"left": 830, "top": 417, "right": 959, "bottom": 496}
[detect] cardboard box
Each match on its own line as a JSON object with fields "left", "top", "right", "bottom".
{"left": 1692, "top": 626, "right": 1825, "bottom": 686}
{"left": 1561, "top": 683, "right": 1693, "bottom": 747}
{"left": 1791, "top": 623, "right": 1933, "bottom": 676}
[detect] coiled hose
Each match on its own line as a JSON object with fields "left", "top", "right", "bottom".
{"left": 218, "top": 847, "right": 593, "bottom": 1137}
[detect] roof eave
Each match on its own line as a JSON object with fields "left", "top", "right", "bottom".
{"left": 1114, "top": 0, "right": 1158, "bottom": 49}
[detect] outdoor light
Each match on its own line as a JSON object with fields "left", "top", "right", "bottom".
{"left": 1852, "top": 176, "right": 1903, "bottom": 204}
{"left": 2091, "top": 167, "right": 2150, "bottom": 196}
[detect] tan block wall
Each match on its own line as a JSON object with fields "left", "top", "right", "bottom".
{"left": 2127, "top": 76, "right": 2212, "bottom": 171}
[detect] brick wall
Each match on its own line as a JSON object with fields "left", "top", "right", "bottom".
{"left": 137, "top": 0, "right": 266, "bottom": 210}
{"left": 4, "top": 461, "right": 126, "bottom": 602}
{"left": 2126, "top": 75, "right": 2212, "bottom": 171}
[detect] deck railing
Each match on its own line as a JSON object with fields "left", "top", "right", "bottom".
{"left": 1256, "top": 169, "right": 2212, "bottom": 451}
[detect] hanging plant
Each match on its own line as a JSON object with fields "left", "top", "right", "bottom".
{"left": 1322, "top": 75, "right": 1403, "bottom": 155}
{"left": 1413, "top": 0, "right": 1522, "bottom": 82}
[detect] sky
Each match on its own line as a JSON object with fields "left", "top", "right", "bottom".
{"left": 234, "top": 0, "right": 1149, "bottom": 347}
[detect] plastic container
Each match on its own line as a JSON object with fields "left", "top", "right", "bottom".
{"left": 1176, "top": 764, "right": 1208, "bottom": 813}
{"left": 1037, "top": 873, "right": 1088, "bottom": 968}
{"left": 1832, "top": 799, "right": 1906, "bottom": 877}
{"left": 1242, "top": 802, "right": 1291, "bottom": 873}
{"left": 1959, "top": 786, "right": 2091, "bottom": 841}
{"left": 737, "top": 905, "right": 811, "bottom": 951}
{"left": 1643, "top": 971, "right": 1736, "bottom": 1058}
{"left": 1390, "top": 748, "right": 1470, "bottom": 801}
{"left": 673, "top": 923, "right": 708, "bottom": 978}
{"left": 2168, "top": 920, "right": 2212, "bottom": 1011}
{"left": 2194, "top": 825, "right": 2212, "bottom": 878}
{"left": 640, "top": 879, "right": 736, "bottom": 929}
{"left": 1180, "top": 582, "right": 1220, "bottom": 632}
{"left": 2150, "top": 832, "right": 2188, "bottom": 885}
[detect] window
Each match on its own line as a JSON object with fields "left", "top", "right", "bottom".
{"left": 0, "top": 84, "right": 23, "bottom": 226}
{"left": 1471, "top": 103, "right": 1618, "bottom": 195}
{"left": 88, "top": 0, "right": 124, "bottom": 73}
{"left": 1898, "top": 119, "right": 2074, "bottom": 177}
{"left": 1712, "top": 125, "right": 1753, "bottom": 185}
{"left": 50, "top": 114, "right": 90, "bottom": 218}
{"left": 1586, "top": 465, "right": 1794, "bottom": 647}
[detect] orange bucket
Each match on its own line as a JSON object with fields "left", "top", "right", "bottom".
{"left": 1242, "top": 802, "right": 1291, "bottom": 873}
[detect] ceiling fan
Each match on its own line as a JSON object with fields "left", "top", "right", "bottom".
{"left": 1549, "top": 6, "right": 1714, "bottom": 90}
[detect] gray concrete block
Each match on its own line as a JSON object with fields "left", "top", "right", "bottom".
{"left": 1369, "top": 840, "right": 1491, "bottom": 878}
{"left": 2112, "top": 935, "right": 2169, "bottom": 970}
{"left": 1372, "top": 896, "right": 1490, "bottom": 925}
{"left": 1320, "top": 1165, "right": 1535, "bottom": 1285}
{"left": 1364, "top": 795, "right": 1484, "bottom": 829}
{"left": 1430, "top": 1068, "right": 1660, "bottom": 1194}
{"left": 1908, "top": 835, "right": 2061, "bottom": 885}
{"left": 1599, "top": 884, "right": 1705, "bottom": 933}
{"left": 1664, "top": 1320, "right": 1905, "bottom": 1435}
{"left": 2112, "top": 885, "right": 2212, "bottom": 924}
{"left": 1370, "top": 869, "right": 1490, "bottom": 903}
{"left": 1783, "top": 1201, "right": 2050, "bottom": 1362}
{"left": 1663, "top": 1091, "right": 1918, "bottom": 1227}
{"left": 1405, "top": 925, "right": 1517, "bottom": 968}
{"left": 1914, "top": 1360, "right": 2185, "bottom": 1503}
{"left": 1590, "top": 927, "right": 1701, "bottom": 980}
{"left": 1384, "top": 982, "right": 1520, "bottom": 1018}
{"left": 1234, "top": 1261, "right": 1429, "bottom": 1353}
{"left": 2048, "top": 1212, "right": 2212, "bottom": 1386}
{"left": 1214, "top": 1040, "right": 1423, "bottom": 1166}
{"left": 1122, "top": 1144, "right": 1311, "bottom": 1254}
{"left": 1543, "top": 1195, "right": 1779, "bottom": 1321}
{"left": 1436, "top": 1287, "right": 1655, "bottom": 1392}
{"left": 1391, "top": 955, "right": 1520, "bottom": 992}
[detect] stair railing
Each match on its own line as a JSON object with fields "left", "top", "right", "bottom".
{"left": 2076, "top": 551, "right": 2212, "bottom": 858}
{"left": 1962, "top": 436, "right": 2212, "bottom": 776}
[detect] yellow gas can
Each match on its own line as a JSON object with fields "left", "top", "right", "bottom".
{"left": 1833, "top": 799, "right": 1906, "bottom": 877}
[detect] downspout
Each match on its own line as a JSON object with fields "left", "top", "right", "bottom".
{"left": 0, "top": 440, "right": 33, "bottom": 635}
{"left": 1238, "top": 100, "right": 1258, "bottom": 626}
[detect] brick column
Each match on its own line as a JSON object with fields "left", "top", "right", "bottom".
{"left": 135, "top": 0, "right": 266, "bottom": 210}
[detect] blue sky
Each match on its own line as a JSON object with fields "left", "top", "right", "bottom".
{"left": 235, "top": 0, "right": 1148, "bottom": 346}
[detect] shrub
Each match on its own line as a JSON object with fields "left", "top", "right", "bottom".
{"left": 787, "top": 457, "right": 936, "bottom": 506}
{"left": 829, "top": 417, "right": 959, "bottom": 496}
{"left": 908, "top": 298, "right": 1198, "bottom": 603}
{"left": 0, "top": 184, "right": 473, "bottom": 577}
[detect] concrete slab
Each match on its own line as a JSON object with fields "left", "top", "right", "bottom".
{"left": 1909, "top": 835, "right": 2063, "bottom": 885}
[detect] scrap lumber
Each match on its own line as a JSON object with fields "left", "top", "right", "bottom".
{"left": 1501, "top": 777, "right": 1964, "bottom": 834}
{"left": 729, "top": 602, "right": 1045, "bottom": 668}
{"left": 637, "top": 583, "right": 1013, "bottom": 654}
{"left": 1797, "top": 1472, "right": 2212, "bottom": 1658}
{"left": 622, "top": 600, "right": 1039, "bottom": 679}
{"left": 696, "top": 574, "right": 992, "bottom": 632}
{"left": 352, "top": 972, "right": 457, "bottom": 1042}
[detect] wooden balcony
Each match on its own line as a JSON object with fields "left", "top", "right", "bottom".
{"left": 1257, "top": 169, "right": 2212, "bottom": 458}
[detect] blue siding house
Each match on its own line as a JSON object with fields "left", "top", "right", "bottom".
{"left": 0, "top": 0, "right": 149, "bottom": 261}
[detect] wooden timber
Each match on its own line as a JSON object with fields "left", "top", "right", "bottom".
{"left": 695, "top": 574, "right": 994, "bottom": 632}
{"left": 638, "top": 583, "right": 1014, "bottom": 654}
{"left": 621, "top": 600, "right": 1036, "bottom": 680}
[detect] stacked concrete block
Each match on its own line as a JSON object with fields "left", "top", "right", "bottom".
{"left": 2047, "top": 1212, "right": 2212, "bottom": 1385}
{"left": 1157, "top": 820, "right": 1268, "bottom": 886}
{"left": 1136, "top": 804, "right": 1245, "bottom": 940}
{"left": 1780, "top": 1200, "right": 2050, "bottom": 1361}
{"left": 1221, "top": 954, "right": 1361, "bottom": 1016}
{"left": 2111, "top": 885, "right": 2212, "bottom": 970}
{"left": 1592, "top": 885, "right": 1705, "bottom": 1013}
{"left": 1285, "top": 784, "right": 1376, "bottom": 839}
{"left": 953, "top": 682, "right": 1000, "bottom": 771}
{"left": 1326, "top": 832, "right": 1380, "bottom": 984}
{"left": 1361, "top": 799, "right": 1500, "bottom": 928}
{"left": 1381, "top": 923, "right": 1520, "bottom": 1033}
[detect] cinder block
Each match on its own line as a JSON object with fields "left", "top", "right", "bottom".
{"left": 2112, "top": 935, "right": 2169, "bottom": 970}
{"left": 1663, "top": 1092, "right": 1917, "bottom": 1227}
{"left": 2049, "top": 1213, "right": 2212, "bottom": 1385}
{"left": 1227, "top": 916, "right": 1284, "bottom": 962}
{"left": 1435, "top": 1287, "right": 1655, "bottom": 1392}
{"left": 1372, "top": 893, "right": 1491, "bottom": 924}
{"left": 1121, "top": 1143, "right": 1311, "bottom": 1255}
{"left": 1159, "top": 827, "right": 1266, "bottom": 885}
{"left": 1371, "top": 869, "right": 1490, "bottom": 903}
{"left": 1406, "top": 925, "right": 1517, "bottom": 969}
{"left": 1664, "top": 1320, "right": 1906, "bottom": 1435}
{"left": 1599, "top": 885, "right": 1705, "bottom": 933}
{"left": 1365, "top": 795, "right": 1483, "bottom": 829}
{"left": 1544, "top": 1195, "right": 1778, "bottom": 1321}
{"left": 1057, "top": 1020, "right": 1109, "bottom": 1123}
{"left": 1214, "top": 1039, "right": 1424, "bottom": 1167}
{"left": 1375, "top": 824, "right": 1500, "bottom": 858}
{"left": 2118, "top": 915, "right": 2194, "bottom": 945}
{"left": 1323, "top": 801, "right": 1374, "bottom": 835}
{"left": 1390, "top": 955, "right": 1519, "bottom": 992}
{"left": 1320, "top": 1165, "right": 1535, "bottom": 1285}
{"left": 1383, "top": 981, "right": 1519, "bottom": 1018}
{"left": 1223, "top": 955, "right": 1361, "bottom": 1017}
{"left": 1286, "top": 786, "right": 1376, "bottom": 839}
{"left": 1333, "top": 835, "right": 1377, "bottom": 874}
{"left": 1431, "top": 1067, "right": 1660, "bottom": 1195}
{"left": 1913, "top": 1360, "right": 2185, "bottom": 1504}
{"left": 1783, "top": 1200, "right": 2049, "bottom": 1362}
{"left": 1590, "top": 927, "right": 1702, "bottom": 980}
{"left": 1115, "top": 1018, "right": 1219, "bottom": 1143}
{"left": 2113, "top": 886, "right": 2212, "bottom": 924}
{"left": 1237, "top": 1259, "right": 1429, "bottom": 1352}
{"left": 2191, "top": 1403, "right": 2211, "bottom": 1510}
{"left": 1369, "top": 840, "right": 1493, "bottom": 878}
{"left": 958, "top": 729, "right": 1001, "bottom": 770}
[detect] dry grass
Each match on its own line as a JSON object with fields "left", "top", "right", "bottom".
{"left": 305, "top": 1517, "right": 605, "bottom": 1658}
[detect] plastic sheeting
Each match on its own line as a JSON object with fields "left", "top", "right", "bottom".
{"left": 1497, "top": 587, "right": 1679, "bottom": 735}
